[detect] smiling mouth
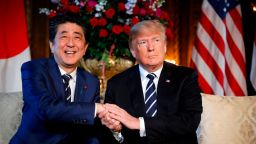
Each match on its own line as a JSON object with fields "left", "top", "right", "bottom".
{"left": 65, "top": 51, "right": 76, "bottom": 54}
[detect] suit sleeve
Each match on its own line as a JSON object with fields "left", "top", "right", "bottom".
{"left": 144, "top": 70, "right": 202, "bottom": 141}
{"left": 21, "top": 62, "right": 99, "bottom": 125}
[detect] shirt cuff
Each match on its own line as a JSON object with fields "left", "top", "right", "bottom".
{"left": 112, "top": 131, "right": 124, "bottom": 143}
{"left": 139, "top": 117, "right": 146, "bottom": 137}
{"left": 94, "top": 103, "right": 97, "bottom": 118}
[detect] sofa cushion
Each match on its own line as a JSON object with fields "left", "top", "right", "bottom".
{"left": 197, "top": 93, "right": 256, "bottom": 144}
{"left": 0, "top": 92, "right": 23, "bottom": 144}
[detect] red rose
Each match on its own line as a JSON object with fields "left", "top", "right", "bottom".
{"left": 160, "top": 11, "right": 169, "bottom": 20}
{"left": 63, "top": 5, "right": 69, "bottom": 11}
{"left": 88, "top": 0, "right": 97, "bottom": 7}
{"left": 105, "top": 8, "right": 116, "bottom": 19}
{"left": 168, "top": 21, "right": 174, "bottom": 28}
{"left": 144, "top": 2, "right": 150, "bottom": 8}
{"left": 61, "top": 0, "right": 69, "bottom": 5}
{"left": 155, "top": 8, "right": 162, "bottom": 17}
{"left": 99, "top": 29, "right": 108, "bottom": 37}
{"left": 118, "top": 3, "right": 126, "bottom": 11}
{"left": 112, "top": 25, "right": 123, "bottom": 35}
{"left": 90, "top": 17, "right": 98, "bottom": 27}
{"left": 166, "top": 28, "right": 174, "bottom": 40}
{"left": 139, "top": 8, "right": 146, "bottom": 16}
{"left": 68, "top": 5, "right": 80, "bottom": 13}
{"left": 123, "top": 25, "right": 131, "bottom": 35}
{"left": 133, "top": 6, "right": 140, "bottom": 15}
{"left": 49, "top": 11, "right": 57, "bottom": 18}
{"left": 131, "top": 17, "right": 140, "bottom": 25}
{"left": 146, "top": 8, "right": 154, "bottom": 16}
{"left": 85, "top": 5, "right": 93, "bottom": 12}
{"left": 98, "top": 18, "right": 107, "bottom": 26}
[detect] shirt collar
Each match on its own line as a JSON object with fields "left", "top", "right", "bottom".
{"left": 139, "top": 64, "right": 163, "bottom": 81}
{"left": 59, "top": 66, "right": 77, "bottom": 81}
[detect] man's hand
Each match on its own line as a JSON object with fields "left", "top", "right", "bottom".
{"left": 98, "top": 105, "right": 122, "bottom": 132}
{"left": 104, "top": 103, "right": 140, "bottom": 130}
{"left": 95, "top": 103, "right": 105, "bottom": 114}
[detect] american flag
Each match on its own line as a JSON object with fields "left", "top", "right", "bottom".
{"left": 191, "top": 0, "right": 247, "bottom": 96}
{"left": 250, "top": 34, "right": 256, "bottom": 91}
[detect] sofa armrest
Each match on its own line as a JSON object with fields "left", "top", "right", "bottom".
{"left": 197, "top": 93, "right": 256, "bottom": 144}
{"left": 0, "top": 92, "right": 23, "bottom": 144}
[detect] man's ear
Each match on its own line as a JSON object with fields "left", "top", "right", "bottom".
{"left": 130, "top": 47, "right": 136, "bottom": 58}
{"left": 83, "top": 43, "right": 89, "bottom": 55}
{"left": 49, "top": 41, "right": 53, "bottom": 53}
{"left": 84, "top": 43, "right": 88, "bottom": 50}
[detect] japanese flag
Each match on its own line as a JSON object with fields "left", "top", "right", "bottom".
{"left": 0, "top": 0, "right": 30, "bottom": 92}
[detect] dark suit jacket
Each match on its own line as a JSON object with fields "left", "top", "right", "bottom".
{"left": 10, "top": 57, "right": 101, "bottom": 144}
{"left": 105, "top": 62, "right": 202, "bottom": 144}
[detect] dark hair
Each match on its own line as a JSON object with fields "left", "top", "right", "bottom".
{"left": 49, "top": 12, "right": 87, "bottom": 43}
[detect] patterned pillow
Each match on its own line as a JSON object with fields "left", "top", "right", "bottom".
{"left": 0, "top": 92, "right": 23, "bottom": 144}
{"left": 197, "top": 93, "right": 256, "bottom": 144}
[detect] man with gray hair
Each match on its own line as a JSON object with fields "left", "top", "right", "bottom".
{"left": 99, "top": 20, "right": 203, "bottom": 144}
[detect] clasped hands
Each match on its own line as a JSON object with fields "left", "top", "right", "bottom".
{"left": 96, "top": 103, "right": 140, "bottom": 132}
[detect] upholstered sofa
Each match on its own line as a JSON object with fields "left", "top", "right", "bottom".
{"left": 0, "top": 92, "right": 256, "bottom": 144}
{"left": 0, "top": 92, "right": 22, "bottom": 144}
{"left": 197, "top": 93, "right": 256, "bottom": 144}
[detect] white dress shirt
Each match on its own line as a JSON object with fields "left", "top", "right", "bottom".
{"left": 138, "top": 64, "right": 163, "bottom": 137}
{"left": 59, "top": 67, "right": 77, "bottom": 102}
{"left": 59, "top": 67, "right": 98, "bottom": 117}
{"left": 112, "top": 65, "right": 163, "bottom": 141}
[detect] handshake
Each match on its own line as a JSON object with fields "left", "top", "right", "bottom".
{"left": 96, "top": 103, "right": 140, "bottom": 132}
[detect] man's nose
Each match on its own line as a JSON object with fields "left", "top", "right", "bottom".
{"left": 147, "top": 41, "right": 154, "bottom": 51}
{"left": 67, "top": 38, "right": 74, "bottom": 47}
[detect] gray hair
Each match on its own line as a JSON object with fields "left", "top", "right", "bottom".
{"left": 128, "top": 20, "right": 167, "bottom": 47}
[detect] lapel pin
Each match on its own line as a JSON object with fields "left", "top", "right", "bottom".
{"left": 84, "top": 85, "right": 87, "bottom": 89}
{"left": 165, "top": 79, "right": 171, "bottom": 83}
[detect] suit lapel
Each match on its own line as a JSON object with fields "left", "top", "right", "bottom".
{"left": 74, "top": 68, "right": 87, "bottom": 102}
{"left": 127, "top": 65, "right": 146, "bottom": 116}
{"left": 48, "top": 57, "right": 65, "bottom": 99}
{"left": 157, "top": 62, "right": 174, "bottom": 116}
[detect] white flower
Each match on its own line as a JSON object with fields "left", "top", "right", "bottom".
{"left": 95, "top": 4, "right": 104, "bottom": 11}
{"left": 39, "top": 8, "right": 50, "bottom": 15}
{"left": 95, "top": 0, "right": 107, "bottom": 12}
{"left": 74, "top": 0, "right": 80, "bottom": 6}
{"left": 95, "top": 13, "right": 102, "bottom": 17}
{"left": 128, "top": 0, "right": 137, "bottom": 3}
{"left": 125, "top": 0, "right": 137, "bottom": 15}
{"left": 125, "top": 19, "right": 131, "bottom": 25}
{"left": 157, "top": 0, "right": 165, "bottom": 8}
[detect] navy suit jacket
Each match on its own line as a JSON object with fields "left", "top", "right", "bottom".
{"left": 105, "top": 62, "right": 202, "bottom": 144}
{"left": 10, "top": 57, "right": 101, "bottom": 144}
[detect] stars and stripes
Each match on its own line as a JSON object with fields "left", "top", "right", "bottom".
{"left": 191, "top": 0, "right": 247, "bottom": 96}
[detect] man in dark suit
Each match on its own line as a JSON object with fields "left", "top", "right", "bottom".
{"left": 100, "top": 20, "right": 203, "bottom": 144}
{"left": 10, "top": 13, "right": 105, "bottom": 144}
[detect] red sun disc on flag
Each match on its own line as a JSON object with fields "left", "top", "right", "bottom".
{"left": 0, "top": 1, "right": 28, "bottom": 59}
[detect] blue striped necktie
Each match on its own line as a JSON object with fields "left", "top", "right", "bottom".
{"left": 62, "top": 74, "right": 72, "bottom": 102}
{"left": 145, "top": 73, "right": 157, "bottom": 117}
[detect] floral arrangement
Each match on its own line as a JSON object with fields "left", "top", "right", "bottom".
{"left": 40, "top": 0, "right": 174, "bottom": 62}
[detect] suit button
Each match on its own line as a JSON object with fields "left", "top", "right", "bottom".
{"left": 73, "top": 120, "right": 79, "bottom": 124}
